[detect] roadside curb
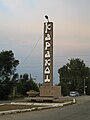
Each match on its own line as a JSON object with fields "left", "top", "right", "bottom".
{"left": 0, "top": 99, "right": 76, "bottom": 116}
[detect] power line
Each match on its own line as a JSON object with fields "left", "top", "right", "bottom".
{"left": 18, "top": 35, "right": 42, "bottom": 68}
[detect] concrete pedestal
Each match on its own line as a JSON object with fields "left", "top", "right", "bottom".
{"left": 40, "top": 85, "right": 61, "bottom": 98}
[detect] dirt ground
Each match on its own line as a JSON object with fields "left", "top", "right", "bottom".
{"left": 0, "top": 104, "right": 41, "bottom": 111}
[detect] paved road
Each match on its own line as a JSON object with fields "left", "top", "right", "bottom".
{"left": 0, "top": 96, "right": 90, "bottom": 120}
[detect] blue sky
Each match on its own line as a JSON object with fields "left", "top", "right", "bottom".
{"left": 0, "top": 0, "right": 90, "bottom": 84}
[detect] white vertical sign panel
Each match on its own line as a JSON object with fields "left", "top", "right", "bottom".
{"left": 43, "top": 22, "right": 53, "bottom": 85}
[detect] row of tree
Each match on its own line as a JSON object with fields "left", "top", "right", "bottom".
{"left": 0, "top": 50, "right": 90, "bottom": 99}
{"left": 0, "top": 50, "right": 39, "bottom": 100}
{"left": 58, "top": 58, "right": 90, "bottom": 96}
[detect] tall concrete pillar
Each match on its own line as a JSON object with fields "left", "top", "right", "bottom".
{"left": 43, "top": 22, "right": 53, "bottom": 85}
{"left": 40, "top": 16, "right": 61, "bottom": 98}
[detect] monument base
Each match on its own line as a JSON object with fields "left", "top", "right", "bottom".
{"left": 40, "top": 84, "right": 61, "bottom": 98}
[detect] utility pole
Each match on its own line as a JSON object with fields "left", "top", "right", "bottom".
{"left": 84, "top": 79, "right": 86, "bottom": 95}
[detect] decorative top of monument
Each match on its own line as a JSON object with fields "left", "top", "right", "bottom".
{"left": 45, "top": 15, "right": 49, "bottom": 22}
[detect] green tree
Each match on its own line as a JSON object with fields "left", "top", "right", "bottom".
{"left": 17, "top": 74, "right": 39, "bottom": 96}
{"left": 58, "top": 58, "right": 90, "bottom": 95}
{"left": 0, "top": 50, "right": 19, "bottom": 99}
{"left": 86, "top": 80, "right": 90, "bottom": 95}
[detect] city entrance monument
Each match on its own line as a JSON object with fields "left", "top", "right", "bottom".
{"left": 40, "top": 16, "right": 61, "bottom": 98}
